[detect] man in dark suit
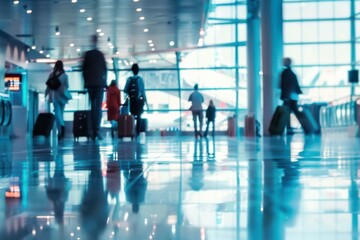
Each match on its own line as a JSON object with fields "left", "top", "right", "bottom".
{"left": 280, "top": 57, "right": 302, "bottom": 134}
{"left": 82, "top": 35, "right": 107, "bottom": 140}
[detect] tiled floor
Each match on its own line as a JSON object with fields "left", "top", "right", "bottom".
{"left": 0, "top": 134, "right": 359, "bottom": 240}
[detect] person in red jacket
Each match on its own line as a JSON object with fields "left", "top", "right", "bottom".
{"left": 106, "top": 80, "right": 121, "bottom": 138}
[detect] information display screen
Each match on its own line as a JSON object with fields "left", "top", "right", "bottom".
{"left": 5, "top": 74, "right": 22, "bottom": 91}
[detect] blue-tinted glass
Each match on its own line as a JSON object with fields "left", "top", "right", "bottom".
{"left": 283, "top": 2, "right": 302, "bottom": 20}
{"left": 356, "top": 20, "right": 360, "bottom": 38}
{"left": 180, "top": 69, "right": 236, "bottom": 89}
{"left": 180, "top": 47, "right": 235, "bottom": 68}
{"left": 301, "top": 2, "right": 318, "bottom": 19}
{"left": 284, "top": 45, "right": 303, "bottom": 65}
{"left": 318, "top": 2, "right": 334, "bottom": 19}
{"left": 236, "top": 4, "right": 247, "bottom": 19}
{"left": 318, "top": 44, "right": 335, "bottom": 64}
{"left": 284, "top": 22, "right": 302, "bottom": 43}
{"left": 209, "top": 5, "right": 236, "bottom": 19}
{"left": 334, "top": 21, "right": 350, "bottom": 41}
{"left": 318, "top": 21, "right": 335, "bottom": 42}
{"left": 206, "top": 24, "right": 235, "bottom": 44}
{"left": 334, "top": 44, "right": 351, "bottom": 64}
{"left": 303, "top": 45, "right": 320, "bottom": 65}
{"left": 302, "top": 22, "right": 319, "bottom": 42}
{"left": 238, "top": 46, "right": 247, "bottom": 68}
{"left": 237, "top": 23, "right": 247, "bottom": 42}
{"left": 334, "top": 1, "right": 350, "bottom": 18}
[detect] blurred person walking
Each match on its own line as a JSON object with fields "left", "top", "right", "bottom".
{"left": 204, "top": 100, "right": 216, "bottom": 137}
{"left": 82, "top": 34, "right": 107, "bottom": 140}
{"left": 106, "top": 80, "right": 121, "bottom": 138}
{"left": 188, "top": 84, "right": 204, "bottom": 138}
{"left": 280, "top": 57, "right": 302, "bottom": 134}
{"left": 45, "top": 60, "right": 72, "bottom": 140}
{"left": 124, "top": 63, "right": 148, "bottom": 136}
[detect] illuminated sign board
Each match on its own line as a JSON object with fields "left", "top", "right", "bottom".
{"left": 5, "top": 74, "right": 22, "bottom": 91}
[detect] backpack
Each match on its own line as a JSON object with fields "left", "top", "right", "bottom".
{"left": 128, "top": 76, "right": 139, "bottom": 99}
{"left": 46, "top": 72, "right": 62, "bottom": 90}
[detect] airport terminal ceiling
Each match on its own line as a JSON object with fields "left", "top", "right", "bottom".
{"left": 0, "top": 0, "right": 208, "bottom": 61}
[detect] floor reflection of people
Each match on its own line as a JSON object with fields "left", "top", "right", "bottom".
{"left": 106, "top": 156, "right": 121, "bottom": 201}
{"left": 189, "top": 139, "right": 205, "bottom": 191}
{"left": 45, "top": 154, "right": 71, "bottom": 226}
{"left": 262, "top": 137, "right": 301, "bottom": 240}
{"left": 123, "top": 143, "right": 147, "bottom": 214}
{"left": 80, "top": 146, "right": 109, "bottom": 240}
{"left": 205, "top": 136, "right": 216, "bottom": 173}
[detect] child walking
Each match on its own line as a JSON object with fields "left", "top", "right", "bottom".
{"left": 204, "top": 100, "right": 216, "bottom": 137}
{"left": 106, "top": 80, "right": 121, "bottom": 138}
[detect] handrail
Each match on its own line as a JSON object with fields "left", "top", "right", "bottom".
{"left": 319, "top": 97, "right": 359, "bottom": 128}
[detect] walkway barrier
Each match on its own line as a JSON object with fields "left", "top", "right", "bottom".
{"left": 319, "top": 96, "right": 360, "bottom": 136}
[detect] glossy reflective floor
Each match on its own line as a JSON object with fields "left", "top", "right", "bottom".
{"left": 0, "top": 134, "right": 359, "bottom": 240}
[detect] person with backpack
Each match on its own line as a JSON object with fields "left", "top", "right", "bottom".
{"left": 124, "top": 63, "right": 148, "bottom": 136}
{"left": 45, "top": 60, "right": 72, "bottom": 140}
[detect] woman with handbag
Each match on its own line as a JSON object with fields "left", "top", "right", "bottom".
{"left": 45, "top": 60, "right": 72, "bottom": 140}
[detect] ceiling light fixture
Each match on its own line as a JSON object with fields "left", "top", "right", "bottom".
{"left": 139, "top": 16, "right": 145, "bottom": 20}
{"left": 26, "top": 9, "right": 32, "bottom": 14}
{"left": 99, "top": 32, "right": 104, "bottom": 36}
{"left": 71, "top": 0, "right": 77, "bottom": 3}
{"left": 31, "top": 45, "right": 36, "bottom": 50}
{"left": 136, "top": 8, "right": 142, "bottom": 12}
{"left": 147, "top": 40, "right": 152, "bottom": 43}
{"left": 199, "top": 28, "right": 205, "bottom": 36}
{"left": 46, "top": 54, "right": 50, "bottom": 58}
{"left": 80, "top": 9, "right": 85, "bottom": 13}
{"left": 151, "top": 48, "right": 155, "bottom": 51}
{"left": 169, "top": 41, "right": 175, "bottom": 46}
{"left": 143, "top": 28, "right": 148, "bottom": 32}
{"left": 87, "top": 17, "right": 93, "bottom": 21}
{"left": 96, "top": 29, "right": 102, "bottom": 33}
{"left": 13, "top": 1, "right": 19, "bottom": 5}
{"left": 149, "top": 43, "right": 154, "bottom": 47}
{"left": 70, "top": 43, "right": 75, "bottom": 47}
{"left": 76, "top": 48, "right": 81, "bottom": 52}
{"left": 133, "top": 0, "right": 140, "bottom": 2}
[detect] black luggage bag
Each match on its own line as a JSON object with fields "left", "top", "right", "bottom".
{"left": 269, "top": 106, "right": 291, "bottom": 135}
{"left": 295, "top": 107, "right": 319, "bottom": 134}
{"left": 73, "top": 111, "right": 92, "bottom": 140}
{"left": 33, "top": 113, "right": 55, "bottom": 137}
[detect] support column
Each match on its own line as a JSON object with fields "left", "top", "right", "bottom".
{"left": 350, "top": 0, "right": 356, "bottom": 99}
{"left": 176, "top": 52, "right": 182, "bottom": 132}
{"left": 247, "top": 0, "right": 261, "bottom": 129}
{"left": 260, "top": 0, "right": 283, "bottom": 135}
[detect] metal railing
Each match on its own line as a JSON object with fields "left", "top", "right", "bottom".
{"left": 319, "top": 96, "right": 359, "bottom": 128}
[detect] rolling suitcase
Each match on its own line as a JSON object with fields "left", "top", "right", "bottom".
{"left": 295, "top": 107, "right": 319, "bottom": 134}
{"left": 118, "top": 115, "right": 135, "bottom": 139}
{"left": 269, "top": 106, "right": 291, "bottom": 135}
{"left": 33, "top": 113, "right": 55, "bottom": 137}
{"left": 73, "top": 111, "right": 92, "bottom": 140}
{"left": 245, "top": 114, "right": 255, "bottom": 137}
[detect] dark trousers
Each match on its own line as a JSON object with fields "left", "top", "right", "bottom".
{"left": 283, "top": 100, "right": 299, "bottom": 130}
{"left": 88, "top": 88, "right": 104, "bottom": 137}
{"left": 192, "top": 110, "right": 204, "bottom": 136}
{"left": 204, "top": 120, "right": 215, "bottom": 136}
{"left": 130, "top": 98, "right": 144, "bottom": 135}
